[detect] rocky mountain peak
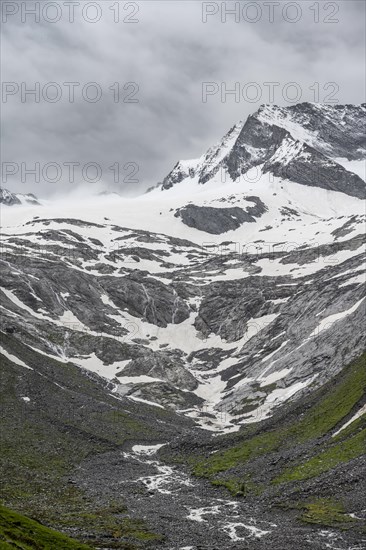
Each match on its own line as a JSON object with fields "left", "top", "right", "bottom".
{"left": 161, "top": 103, "right": 366, "bottom": 199}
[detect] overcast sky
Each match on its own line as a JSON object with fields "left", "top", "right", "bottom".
{"left": 1, "top": 0, "right": 365, "bottom": 197}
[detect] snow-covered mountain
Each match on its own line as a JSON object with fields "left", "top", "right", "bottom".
{"left": 1, "top": 103, "right": 365, "bottom": 433}
{"left": 162, "top": 102, "right": 366, "bottom": 197}
{"left": 1, "top": 102, "right": 366, "bottom": 549}
{"left": 0, "top": 188, "right": 40, "bottom": 206}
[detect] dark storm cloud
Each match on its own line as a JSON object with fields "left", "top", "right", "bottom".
{"left": 1, "top": 0, "right": 365, "bottom": 197}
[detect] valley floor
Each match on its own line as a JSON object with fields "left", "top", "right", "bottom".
{"left": 71, "top": 442, "right": 365, "bottom": 550}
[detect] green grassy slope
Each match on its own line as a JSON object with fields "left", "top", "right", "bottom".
{"left": 0, "top": 505, "right": 92, "bottom": 549}
{"left": 191, "top": 353, "right": 365, "bottom": 479}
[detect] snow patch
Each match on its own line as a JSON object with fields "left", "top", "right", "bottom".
{"left": 0, "top": 346, "right": 33, "bottom": 370}
{"left": 332, "top": 405, "right": 366, "bottom": 437}
{"left": 309, "top": 297, "right": 365, "bottom": 337}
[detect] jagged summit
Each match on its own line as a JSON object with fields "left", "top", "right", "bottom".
{"left": 161, "top": 103, "right": 366, "bottom": 198}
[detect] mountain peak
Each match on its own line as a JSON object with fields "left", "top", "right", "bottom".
{"left": 160, "top": 102, "right": 366, "bottom": 198}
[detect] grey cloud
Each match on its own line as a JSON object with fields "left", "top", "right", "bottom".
{"left": 1, "top": 0, "right": 365, "bottom": 197}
